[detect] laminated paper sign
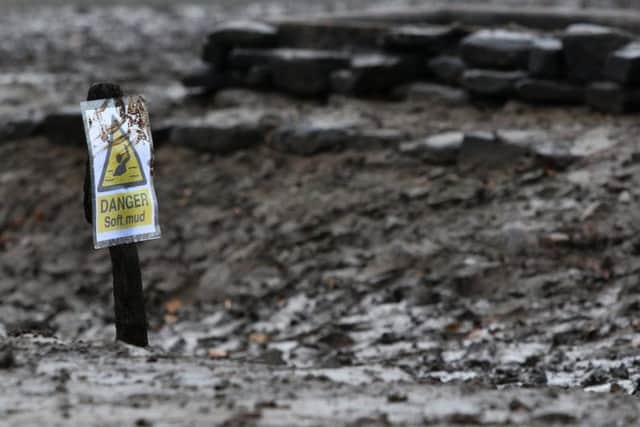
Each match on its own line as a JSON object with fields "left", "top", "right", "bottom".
{"left": 81, "top": 96, "right": 161, "bottom": 249}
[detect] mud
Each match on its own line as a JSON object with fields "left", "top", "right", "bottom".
{"left": 2, "top": 1, "right": 640, "bottom": 426}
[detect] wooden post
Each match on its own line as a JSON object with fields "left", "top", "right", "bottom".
{"left": 83, "top": 83, "right": 149, "bottom": 347}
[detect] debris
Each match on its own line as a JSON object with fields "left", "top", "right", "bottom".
{"left": 398, "top": 132, "right": 464, "bottom": 164}
{"left": 516, "top": 79, "right": 584, "bottom": 105}
{"left": 561, "top": 23, "right": 632, "bottom": 83}
{"left": 270, "top": 116, "right": 364, "bottom": 155}
{"left": 171, "top": 108, "right": 278, "bottom": 154}
{"left": 395, "top": 82, "right": 469, "bottom": 105}
{"left": 462, "top": 69, "right": 526, "bottom": 98}
{"left": 606, "top": 42, "right": 640, "bottom": 84}
{"left": 427, "top": 55, "right": 466, "bottom": 85}
{"left": 528, "top": 37, "right": 564, "bottom": 79}
{"left": 382, "top": 25, "right": 464, "bottom": 55}
{"left": 461, "top": 29, "right": 536, "bottom": 70}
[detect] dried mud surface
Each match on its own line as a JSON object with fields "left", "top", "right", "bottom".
{"left": 2, "top": 2, "right": 640, "bottom": 426}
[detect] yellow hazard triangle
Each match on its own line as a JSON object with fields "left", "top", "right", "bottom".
{"left": 98, "top": 122, "right": 147, "bottom": 192}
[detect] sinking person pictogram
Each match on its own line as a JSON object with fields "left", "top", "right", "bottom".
{"left": 98, "top": 120, "right": 147, "bottom": 192}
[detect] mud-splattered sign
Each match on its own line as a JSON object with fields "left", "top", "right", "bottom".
{"left": 81, "top": 96, "right": 161, "bottom": 249}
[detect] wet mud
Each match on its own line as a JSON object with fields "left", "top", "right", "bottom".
{"left": 2, "top": 1, "right": 640, "bottom": 426}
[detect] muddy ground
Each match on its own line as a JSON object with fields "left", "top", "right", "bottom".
{"left": 3, "top": 1, "right": 640, "bottom": 426}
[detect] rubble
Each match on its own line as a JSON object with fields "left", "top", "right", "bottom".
{"left": 586, "top": 81, "right": 640, "bottom": 113}
{"left": 462, "top": 69, "right": 526, "bottom": 98}
{"left": 561, "top": 24, "right": 633, "bottom": 83}
{"left": 270, "top": 116, "right": 365, "bottom": 155}
{"left": 427, "top": 55, "right": 466, "bottom": 85}
{"left": 605, "top": 42, "right": 640, "bottom": 85}
{"left": 528, "top": 37, "right": 564, "bottom": 79}
{"left": 398, "top": 132, "right": 464, "bottom": 164}
{"left": 169, "top": 108, "right": 278, "bottom": 153}
{"left": 516, "top": 78, "right": 584, "bottom": 104}
{"left": 395, "top": 82, "right": 469, "bottom": 105}
{"left": 460, "top": 30, "right": 536, "bottom": 70}
{"left": 381, "top": 25, "right": 465, "bottom": 55}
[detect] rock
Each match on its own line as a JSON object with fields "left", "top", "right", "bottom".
{"left": 561, "top": 24, "right": 632, "bottom": 83}
{"left": 605, "top": 42, "right": 640, "bottom": 85}
{"left": 459, "top": 130, "right": 573, "bottom": 171}
{"left": 497, "top": 129, "right": 575, "bottom": 168}
{"left": 170, "top": 108, "right": 279, "bottom": 154}
{"left": 394, "top": 82, "right": 469, "bottom": 105}
{"left": 271, "top": 49, "right": 351, "bottom": 96}
{"left": 340, "top": 54, "right": 423, "bottom": 96}
{"left": 427, "top": 55, "right": 466, "bottom": 85}
{"left": 586, "top": 81, "right": 640, "bottom": 114}
{"left": 516, "top": 79, "right": 584, "bottom": 105}
{"left": 0, "top": 111, "right": 42, "bottom": 141}
{"left": 231, "top": 48, "right": 350, "bottom": 97}
{"left": 330, "top": 69, "right": 357, "bottom": 95}
{"left": 529, "top": 37, "right": 564, "bottom": 79}
{"left": 458, "top": 131, "right": 507, "bottom": 170}
{"left": 398, "top": 132, "right": 464, "bottom": 164}
{"left": 207, "top": 21, "right": 278, "bottom": 47}
{"left": 271, "top": 116, "right": 364, "bottom": 155}
{"left": 570, "top": 126, "right": 617, "bottom": 157}
{"left": 462, "top": 69, "right": 527, "bottom": 98}
{"left": 244, "top": 65, "right": 272, "bottom": 88}
{"left": 39, "top": 106, "right": 84, "bottom": 147}
{"left": 202, "top": 21, "right": 279, "bottom": 70}
{"left": 351, "top": 129, "right": 408, "bottom": 150}
{"left": 181, "top": 64, "right": 232, "bottom": 91}
{"left": 461, "top": 30, "right": 536, "bottom": 70}
{"left": 381, "top": 25, "right": 464, "bottom": 55}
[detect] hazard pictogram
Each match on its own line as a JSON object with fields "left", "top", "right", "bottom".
{"left": 98, "top": 121, "right": 147, "bottom": 192}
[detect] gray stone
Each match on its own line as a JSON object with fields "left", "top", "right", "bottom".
{"left": 458, "top": 131, "right": 508, "bottom": 170}
{"left": 272, "top": 50, "right": 351, "bottom": 97}
{"left": 398, "top": 132, "right": 464, "bottom": 164}
{"left": 330, "top": 69, "right": 357, "bottom": 95}
{"left": 170, "top": 108, "right": 279, "bottom": 154}
{"left": 228, "top": 48, "right": 275, "bottom": 70}
{"left": 343, "top": 54, "right": 424, "bottom": 96}
{"left": 459, "top": 130, "right": 573, "bottom": 171}
{"left": 586, "top": 81, "right": 640, "bottom": 113}
{"left": 461, "top": 30, "right": 536, "bottom": 70}
{"left": 529, "top": 38, "right": 564, "bottom": 79}
{"left": 39, "top": 107, "right": 84, "bottom": 147}
{"left": 230, "top": 49, "right": 350, "bottom": 97}
{"left": 427, "top": 55, "right": 466, "bottom": 85}
{"left": 203, "top": 21, "right": 279, "bottom": 70}
{"left": 351, "top": 129, "right": 408, "bottom": 150}
{"left": 181, "top": 64, "right": 232, "bottom": 91}
{"left": 561, "top": 24, "right": 633, "bottom": 83}
{"left": 382, "top": 25, "right": 464, "bottom": 55}
{"left": 605, "top": 42, "right": 640, "bottom": 85}
{"left": 271, "top": 116, "right": 363, "bottom": 156}
{"left": 462, "top": 69, "right": 527, "bottom": 98}
{"left": 516, "top": 79, "right": 584, "bottom": 105}
{"left": 0, "top": 112, "right": 42, "bottom": 142}
{"left": 394, "top": 82, "right": 469, "bottom": 105}
{"left": 208, "top": 21, "right": 278, "bottom": 47}
{"left": 245, "top": 65, "right": 272, "bottom": 88}
{"left": 497, "top": 130, "right": 575, "bottom": 168}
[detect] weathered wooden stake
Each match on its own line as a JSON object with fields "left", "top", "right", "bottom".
{"left": 83, "top": 82, "right": 149, "bottom": 347}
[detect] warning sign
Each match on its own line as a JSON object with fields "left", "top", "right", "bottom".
{"left": 98, "top": 124, "right": 147, "bottom": 191}
{"left": 81, "top": 96, "right": 161, "bottom": 249}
